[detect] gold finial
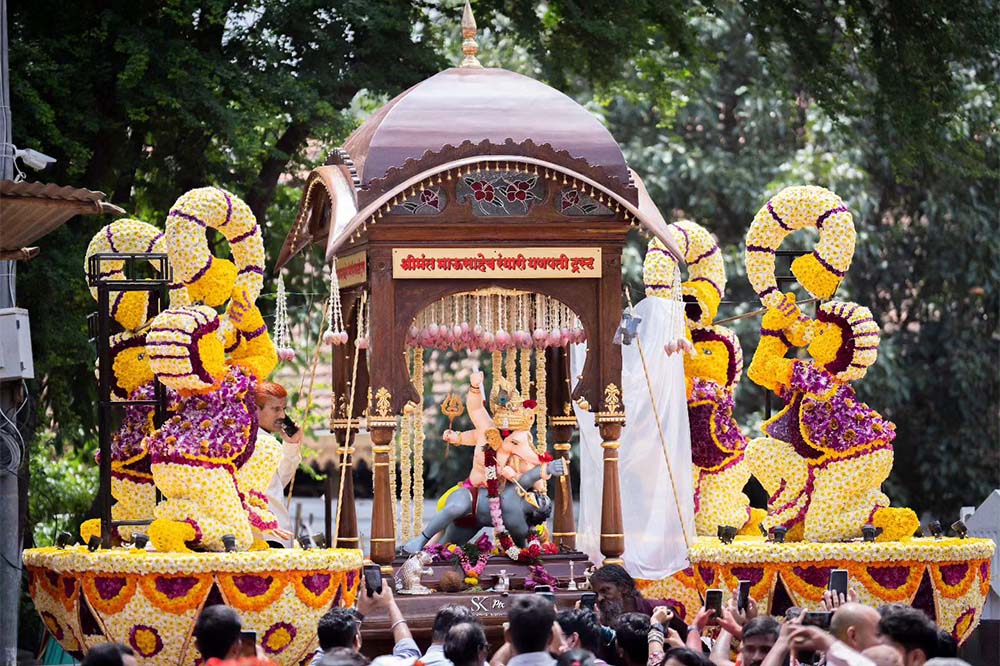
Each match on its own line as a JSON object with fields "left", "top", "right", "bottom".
{"left": 460, "top": 1, "right": 482, "bottom": 68}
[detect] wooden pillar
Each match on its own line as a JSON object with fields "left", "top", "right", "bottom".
{"left": 549, "top": 422, "right": 577, "bottom": 549}
{"left": 368, "top": 418, "right": 397, "bottom": 567}
{"left": 546, "top": 346, "right": 577, "bottom": 549}
{"left": 333, "top": 426, "right": 359, "bottom": 549}
{"left": 597, "top": 416, "right": 625, "bottom": 565}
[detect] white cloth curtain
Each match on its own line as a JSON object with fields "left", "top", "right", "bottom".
{"left": 573, "top": 296, "right": 694, "bottom": 579}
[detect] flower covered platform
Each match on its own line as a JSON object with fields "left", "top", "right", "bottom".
{"left": 24, "top": 546, "right": 363, "bottom": 665}
{"left": 637, "top": 536, "right": 993, "bottom": 645}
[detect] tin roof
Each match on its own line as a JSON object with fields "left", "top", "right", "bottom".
{"left": 1, "top": 180, "right": 125, "bottom": 254}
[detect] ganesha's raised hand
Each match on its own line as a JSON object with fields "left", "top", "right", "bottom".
{"left": 469, "top": 370, "right": 484, "bottom": 389}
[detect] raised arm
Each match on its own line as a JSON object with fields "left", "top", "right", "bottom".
{"left": 466, "top": 371, "right": 495, "bottom": 431}
{"left": 444, "top": 428, "right": 480, "bottom": 447}
{"left": 747, "top": 292, "right": 799, "bottom": 393}
{"left": 225, "top": 289, "right": 278, "bottom": 380}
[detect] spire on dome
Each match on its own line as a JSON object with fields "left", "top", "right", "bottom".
{"left": 460, "top": 1, "right": 482, "bottom": 68}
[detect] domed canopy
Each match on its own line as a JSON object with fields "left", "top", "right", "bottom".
{"left": 341, "top": 67, "right": 636, "bottom": 205}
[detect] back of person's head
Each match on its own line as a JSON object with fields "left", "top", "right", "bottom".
{"left": 877, "top": 605, "right": 938, "bottom": 660}
{"left": 319, "top": 647, "right": 372, "bottom": 666}
{"left": 614, "top": 613, "right": 650, "bottom": 666}
{"left": 81, "top": 643, "right": 135, "bottom": 666}
{"left": 557, "top": 609, "right": 602, "bottom": 652}
{"left": 934, "top": 628, "right": 958, "bottom": 658}
{"left": 742, "top": 616, "right": 780, "bottom": 642}
{"left": 591, "top": 564, "right": 638, "bottom": 595}
{"left": 556, "top": 648, "right": 597, "bottom": 666}
{"left": 661, "top": 647, "right": 713, "bottom": 666}
{"left": 444, "top": 622, "right": 488, "bottom": 666}
{"left": 509, "top": 595, "right": 557, "bottom": 654}
{"left": 861, "top": 645, "right": 904, "bottom": 666}
{"left": 433, "top": 604, "right": 477, "bottom": 642}
{"left": 194, "top": 605, "right": 242, "bottom": 660}
{"left": 318, "top": 607, "right": 360, "bottom": 651}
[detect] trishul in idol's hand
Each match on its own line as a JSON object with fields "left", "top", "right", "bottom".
{"left": 441, "top": 392, "right": 464, "bottom": 459}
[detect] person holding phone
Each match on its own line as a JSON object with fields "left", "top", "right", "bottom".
{"left": 255, "top": 381, "right": 305, "bottom": 547}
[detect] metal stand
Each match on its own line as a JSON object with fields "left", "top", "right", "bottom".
{"left": 87, "top": 253, "right": 171, "bottom": 549}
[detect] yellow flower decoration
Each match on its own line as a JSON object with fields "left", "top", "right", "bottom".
{"left": 147, "top": 305, "right": 226, "bottom": 393}
{"left": 84, "top": 219, "right": 165, "bottom": 331}
{"left": 644, "top": 220, "right": 726, "bottom": 327}
{"left": 165, "top": 187, "right": 265, "bottom": 308}
{"left": 24, "top": 547, "right": 363, "bottom": 666}
{"left": 745, "top": 186, "right": 855, "bottom": 307}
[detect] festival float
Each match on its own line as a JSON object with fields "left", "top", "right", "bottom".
{"left": 24, "top": 2, "right": 993, "bottom": 660}
{"left": 23, "top": 187, "right": 362, "bottom": 666}
{"left": 638, "top": 186, "right": 993, "bottom": 645}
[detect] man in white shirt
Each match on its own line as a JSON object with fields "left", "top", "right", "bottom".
{"left": 255, "top": 381, "right": 304, "bottom": 547}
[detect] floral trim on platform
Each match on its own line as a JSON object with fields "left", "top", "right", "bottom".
{"left": 25, "top": 547, "right": 362, "bottom": 666}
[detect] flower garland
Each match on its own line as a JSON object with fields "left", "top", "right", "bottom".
{"left": 426, "top": 533, "right": 495, "bottom": 585}
{"left": 413, "top": 347, "right": 426, "bottom": 533}
{"left": 273, "top": 273, "right": 295, "bottom": 361}
{"left": 534, "top": 347, "right": 547, "bottom": 454}
{"left": 483, "top": 446, "right": 544, "bottom": 563}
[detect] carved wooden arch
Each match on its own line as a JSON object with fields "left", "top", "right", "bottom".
{"left": 325, "top": 155, "right": 684, "bottom": 263}
{"left": 385, "top": 280, "right": 607, "bottom": 410}
{"left": 366, "top": 249, "right": 621, "bottom": 415}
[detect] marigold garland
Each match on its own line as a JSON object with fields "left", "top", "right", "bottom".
{"left": 218, "top": 572, "right": 289, "bottom": 612}
{"left": 137, "top": 572, "right": 214, "bottom": 615}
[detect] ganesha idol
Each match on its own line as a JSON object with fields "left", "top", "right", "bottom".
{"left": 402, "top": 371, "right": 563, "bottom": 555}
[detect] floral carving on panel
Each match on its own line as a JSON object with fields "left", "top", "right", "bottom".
{"left": 457, "top": 171, "right": 545, "bottom": 216}
{"left": 390, "top": 187, "right": 447, "bottom": 215}
{"left": 558, "top": 188, "right": 613, "bottom": 216}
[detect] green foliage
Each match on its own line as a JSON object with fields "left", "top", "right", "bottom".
{"left": 27, "top": 435, "right": 98, "bottom": 547}
{"left": 10, "top": 0, "right": 997, "bottom": 527}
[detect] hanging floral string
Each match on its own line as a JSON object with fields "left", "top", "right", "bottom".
{"left": 274, "top": 273, "right": 295, "bottom": 361}
{"left": 535, "top": 347, "right": 547, "bottom": 455}
{"left": 413, "top": 347, "right": 426, "bottom": 532}
{"left": 323, "top": 263, "right": 348, "bottom": 346}
{"left": 398, "top": 346, "right": 413, "bottom": 543}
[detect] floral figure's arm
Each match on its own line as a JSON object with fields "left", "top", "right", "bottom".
{"left": 748, "top": 293, "right": 799, "bottom": 392}
{"left": 226, "top": 289, "right": 278, "bottom": 380}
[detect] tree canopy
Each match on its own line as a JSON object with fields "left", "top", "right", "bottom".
{"left": 10, "top": 0, "right": 998, "bottom": 527}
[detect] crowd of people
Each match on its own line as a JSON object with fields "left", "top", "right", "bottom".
{"left": 77, "top": 563, "right": 972, "bottom": 666}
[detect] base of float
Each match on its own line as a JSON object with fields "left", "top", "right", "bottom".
{"left": 636, "top": 536, "right": 993, "bottom": 645}
{"left": 359, "top": 550, "right": 593, "bottom": 655}
{"left": 24, "top": 546, "right": 363, "bottom": 665}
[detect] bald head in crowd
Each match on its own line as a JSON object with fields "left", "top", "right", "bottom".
{"left": 831, "top": 602, "right": 882, "bottom": 651}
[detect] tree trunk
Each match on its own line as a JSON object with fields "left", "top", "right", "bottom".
{"left": 244, "top": 120, "right": 313, "bottom": 224}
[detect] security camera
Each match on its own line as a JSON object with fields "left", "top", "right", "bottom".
{"left": 15, "top": 147, "right": 57, "bottom": 171}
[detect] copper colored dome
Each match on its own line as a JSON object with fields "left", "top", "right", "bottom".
{"left": 341, "top": 67, "right": 635, "bottom": 205}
